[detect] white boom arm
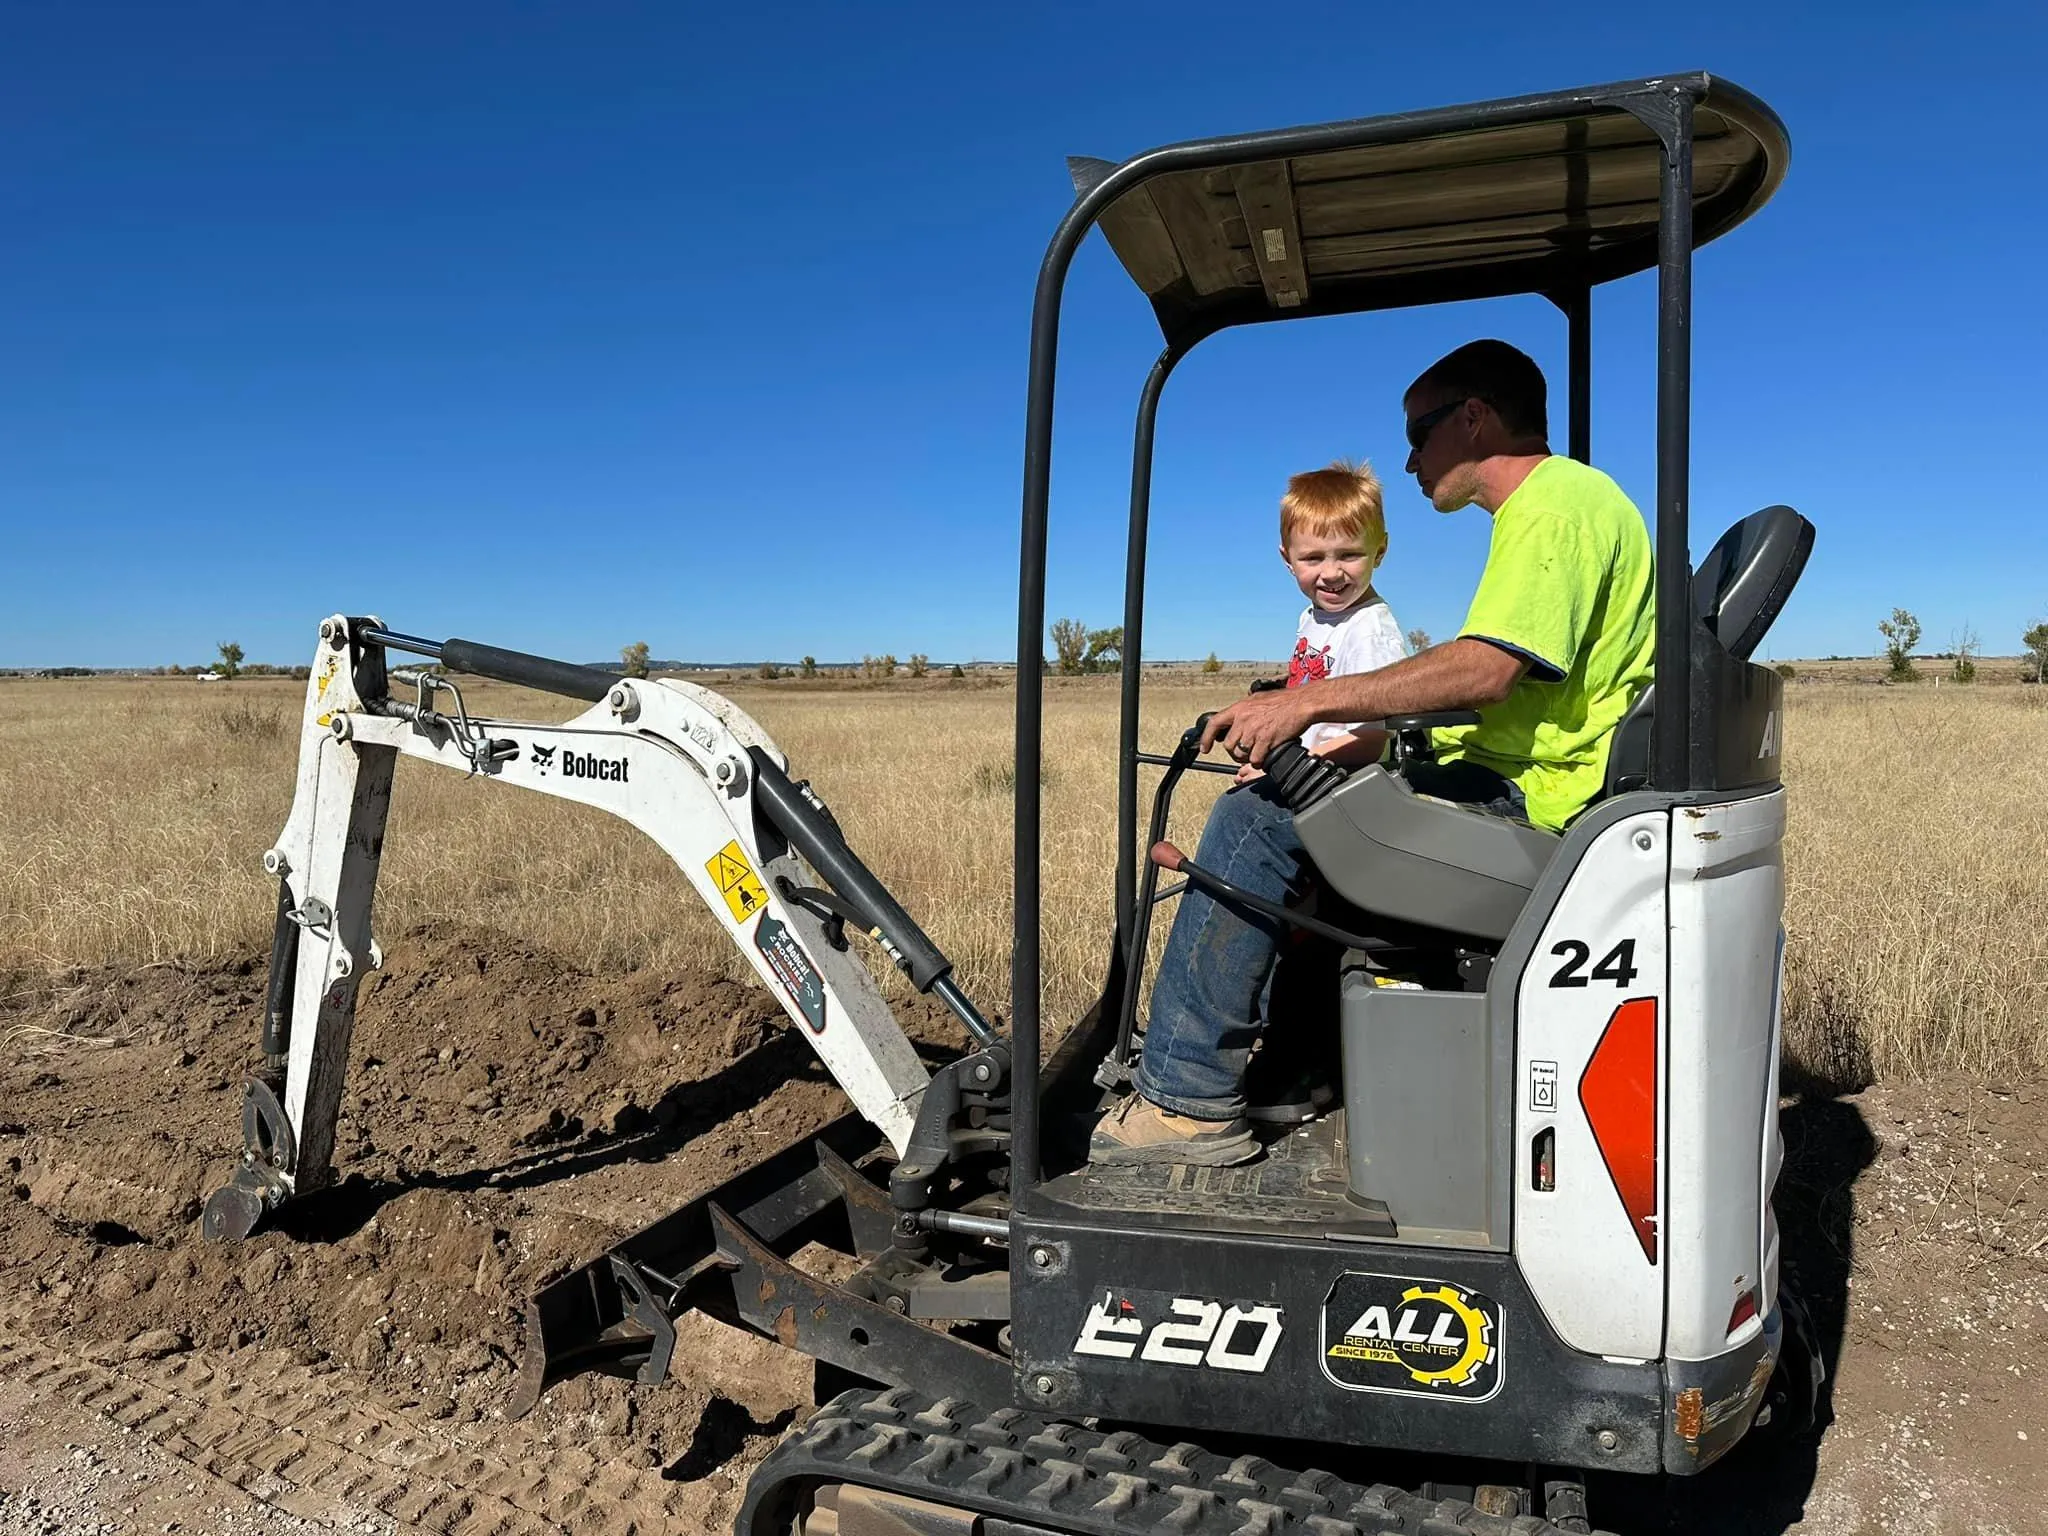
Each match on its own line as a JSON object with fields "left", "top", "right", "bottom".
{"left": 233, "top": 615, "right": 935, "bottom": 1214}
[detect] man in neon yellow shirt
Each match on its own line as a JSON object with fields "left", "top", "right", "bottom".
{"left": 1093, "top": 339, "right": 1655, "bottom": 1165}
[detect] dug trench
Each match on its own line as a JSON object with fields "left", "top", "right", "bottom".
{"left": 1, "top": 926, "right": 2045, "bottom": 1535}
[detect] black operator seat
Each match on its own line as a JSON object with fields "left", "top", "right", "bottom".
{"left": 1293, "top": 505, "right": 1816, "bottom": 943}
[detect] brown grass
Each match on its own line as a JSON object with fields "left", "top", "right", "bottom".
{"left": 2, "top": 674, "right": 2043, "bottom": 1084}
{"left": 1777, "top": 686, "right": 2048, "bottom": 1084}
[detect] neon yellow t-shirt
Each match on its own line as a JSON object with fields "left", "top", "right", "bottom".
{"left": 1434, "top": 456, "right": 1655, "bottom": 832}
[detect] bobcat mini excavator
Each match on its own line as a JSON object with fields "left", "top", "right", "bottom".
{"left": 204, "top": 73, "right": 1820, "bottom": 1534}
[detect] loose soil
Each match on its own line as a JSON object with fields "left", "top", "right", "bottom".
{"left": 0, "top": 928, "right": 2042, "bottom": 1535}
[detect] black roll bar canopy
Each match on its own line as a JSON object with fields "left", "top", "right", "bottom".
{"left": 1007, "top": 74, "right": 1790, "bottom": 1188}
{"left": 1066, "top": 79, "right": 1784, "bottom": 348}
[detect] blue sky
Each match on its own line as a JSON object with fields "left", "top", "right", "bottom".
{"left": 4, "top": 2, "right": 2043, "bottom": 668}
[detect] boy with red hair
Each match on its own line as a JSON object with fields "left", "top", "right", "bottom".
{"left": 1266, "top": 460, "right": 1405, "bottom": 771}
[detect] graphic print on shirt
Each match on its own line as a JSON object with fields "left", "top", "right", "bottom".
{"left": 1287, "top": 637, "right": 1333, "bottom": 688}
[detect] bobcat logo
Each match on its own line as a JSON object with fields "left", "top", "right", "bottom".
{"left": 530, "top": 745, "right": 557, "bottom": 775}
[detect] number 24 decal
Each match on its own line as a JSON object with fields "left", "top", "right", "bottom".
{"left": 1548, "top": 938, "right": 1639, "bottom": 988}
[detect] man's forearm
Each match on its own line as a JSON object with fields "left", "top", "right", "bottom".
{"left": 1293, "top": 639, "right": 1519, "bottom": 723}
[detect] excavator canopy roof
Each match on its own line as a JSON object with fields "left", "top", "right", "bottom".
{"left": 1069, "top": 73, "right": 1788, "bottom": 347}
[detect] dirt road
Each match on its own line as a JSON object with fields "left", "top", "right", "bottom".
{"left": 1, "top": 927, "right": 2041, "bottom": 1534}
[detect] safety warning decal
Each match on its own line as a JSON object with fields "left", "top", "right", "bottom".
{"left": 1319, "top": 1273, "right": 1503, "bottom": 1402}
{"left": 755, "top": 913, "right": 827, "bottom": 1033}
{"left": 705, "top": 841, "right": 769, "bottom": 925}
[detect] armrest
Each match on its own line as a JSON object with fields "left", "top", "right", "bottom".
{"left": 1381, "top": 711, "right": 1481, "bottom": 731}
{"left": 1381, "top": 711, "right": 1481, "bottom": 775}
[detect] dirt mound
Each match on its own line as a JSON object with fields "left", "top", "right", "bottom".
{"left": 0, "top": 922, "right": 943, "bottom": 1531}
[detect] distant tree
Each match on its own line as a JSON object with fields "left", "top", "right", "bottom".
{"left": 167, "top": 663, "right": 184, "bottom": 676}
{"left": 1877, "top": 608, "right": 1921, "bottom": 681}
{"left": 1951, "top": 624, "right": 1980, "bottom": 684}
{"left": 881, "top": 653, "right": 898, "bottom": 678}
{"left": 757, "top": 660, "right": 781, "bottom": 680}
{"left": 861, "top": 654, "right": 880, "bottom": 680}
{"left": 1774, "top": 661, "right": 1797, "bottom": 680}
{"left": 800, "top": 655, "right": 818, "bottom": 679}
{"left": 908, "top": 653, "right": 929, "bottom": 678}
{"left": 216, "top": 641, "right": 244, "bottom": 680}
{"left": 621, "top": 641, "right": 651, "bottom": 679}
{"left": 949, "top": 663, "right": 966, "bottom": 680}
{"left": 1049, "top": 618, "right": 1089, "bottom": 676}
{"left": 1405, "top": 628, "right": 1432, "bottom": 654}
{"left": 1202, "top": 651, "right": 1223, "bottom": 675}
{"left": 2022, "top": 621, "right": 2048, "bottom": 684}
{"left": 1081, "top": 626, "right": 1123, "bottom": 674}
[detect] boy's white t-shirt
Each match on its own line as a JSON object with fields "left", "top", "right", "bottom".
{"left": 1285, "top": 590, "right": 1406, "bottom": 750}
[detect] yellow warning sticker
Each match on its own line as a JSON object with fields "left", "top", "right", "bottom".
{"left": 706, "top": 840, "right": 768, "bottom": 925}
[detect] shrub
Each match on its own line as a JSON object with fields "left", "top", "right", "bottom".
{"left": 218, "top": 702, "right": 286, "bottom": 742}
{"left": 969, "top": 758, "right": 1058, "bottom": 796}
{"left": 1774, "top": 662, "right": 1796, "bottom": 680}
{"left": 2022, "top": 622, "right": 2048, "bottom": 684}
{"left": 1877, "top": 608, "right": 1920, "bottom": 682}
{"left": 1083, "top": 627, "right": 1122, "bottom": 673}
{"left": 1050, "top": 618, "right": 1087, "bottom": 676}
{"left": 1201, "top": 652, "right": 1222, "bottom": 675}
{"left": 1951, "top": 624, "right": 1980, "bottom": 684}
{"left": 908, "top": 654, "right": 929, "bottom": 679}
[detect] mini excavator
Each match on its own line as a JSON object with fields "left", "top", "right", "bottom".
{"left": 206, "top": 73, "right": 1822, "bottom": 1535}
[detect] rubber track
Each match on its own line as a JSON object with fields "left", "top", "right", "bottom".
{"left": 739, "top": 1387, "right": 1612, "bottom": 1536}
{"left": 0, "top": 1321, "right": 714, "bottom": 1535}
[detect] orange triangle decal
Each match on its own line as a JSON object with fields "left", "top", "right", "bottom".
{"left": 1578, "top": 996, "right": 1659, "bottom": 1264}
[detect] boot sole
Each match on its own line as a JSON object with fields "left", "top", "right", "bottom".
{"left": 1086, "top": 1132, "right": 1260, "bottom": 1168}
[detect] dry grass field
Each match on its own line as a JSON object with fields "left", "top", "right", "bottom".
{"left": 2, "top": 671, "right": 2044, "bottom": 1086}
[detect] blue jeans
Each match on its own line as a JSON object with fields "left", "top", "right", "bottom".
{"left": 1133, "top": 762, "right": 1525, "bottom": 1119}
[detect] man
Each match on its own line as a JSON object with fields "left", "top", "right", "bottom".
{"left": 1091, "top": 339, "right": 1656, "bottom": 1167}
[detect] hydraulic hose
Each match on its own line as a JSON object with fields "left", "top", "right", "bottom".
{"left": 258, "top": 879, "right": 299, "bottom": 1061}
{"left": 748, "top": 747, "right": 998, "bottom": 1046}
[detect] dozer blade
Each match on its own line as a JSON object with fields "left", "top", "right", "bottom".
{"left": 511, "top": 1112, "right": 1012, "bottom": 1417}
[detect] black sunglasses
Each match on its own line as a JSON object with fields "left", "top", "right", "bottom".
{"left": 1404, "top": 397, "right": 1469, "bottom": 453}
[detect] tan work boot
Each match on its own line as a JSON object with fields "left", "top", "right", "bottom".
{"left": 1088, "top": 1095, "right": 1258, "bottom": 1167}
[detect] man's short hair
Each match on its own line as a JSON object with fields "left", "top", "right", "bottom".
{"left": 1409, "top": 340, "right": 1549, "bottom": 442}
{"left": 1280, "top": 460, "right": 1386, "bottom": 558}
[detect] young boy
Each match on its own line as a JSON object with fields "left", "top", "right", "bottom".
{"left": 1249, "top": 461, "right": 1404, "bottom": 778}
